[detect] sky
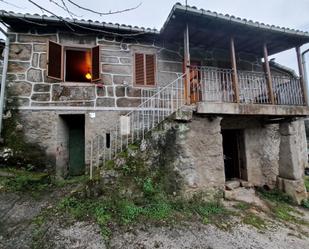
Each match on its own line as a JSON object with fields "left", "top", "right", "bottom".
{"left": 1, "top": 0, "right": 309, "bottom": 73}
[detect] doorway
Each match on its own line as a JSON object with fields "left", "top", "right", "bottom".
{"left": 59, "top": 114, "right": 85, "bottom": 176}
{"left": 222, "top": 129, "right": 247, "bottom": 181}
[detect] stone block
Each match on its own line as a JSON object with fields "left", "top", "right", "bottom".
{"left": 8, "top": 61, "right": 30, "bottom": 73}
{"left": 279, "top": 121, "right": 297, "bottom": 136}
{"left": 9, "top": 44, "right": 32, "bottom": 61}
{"left": 32, "top": 53, "right": 39, "bottom": 67}
{"left": 174, "top": 107, "right": 193, "bottom": 122}
{"left": 31, "top": 93, "right": 50, "bottom": 101}
{"left": 102, "top": 57, "right": 119, "bottom": 64}
{"left": 102, "top": 64, "right": 131, "bottom": 75}
{"left": 96, "top": 98, "right": 115, "bottom": 107}
{"left": 8, "top": 33, "right": 16, "bottom": 43}
{"left": 18, "top": 34, "right": 57, "bottom": 43}
{"left": 117, "top": 98, "right": 141, "bottom": 107}
{"left": 27, "top": 68, "right": 43, "bottom": 82}
{"left": 58, "top": 33, "right": 96, "bottom": 45}
{"left": 126, "top": 87, "right": 141, "bottom": 97}
{"left": 96, "top": 86, "right": 105, "bottom": 97}
{"left": 279, "top": 122, "right": 303, "bottom": 180}
{"left": 115, "top": 86, "right": 125, "bottom": 97}
{"left": 225, "top": 180, "right": 240, "bottom": 190}
{"left": 106, "top": 87, "right": 114, "bottom": 97}
{"left": 9, "top": 81, "right": 32, "bottom": 97}
{"left": 102, "top": 74, "right": 112, "bottom": 85}
{"left": 240, "top": 180, "right": 254, "bottom": 188}
{"left": 39, "top": 53, "right": 47, "bottom": 69}
{"left": 52, "top": 85, "right": 95, "bottom": 101}
{"left": 33, "top": 84, "right": 50, "bottom": 92}
{"left": 277, "top": 177, "right": 308, "bottom": 204}
{"left": 120, "top": 57, "right": 131, "bottom": 64}
{"left": 33, "top": 44, "right": 47, "bottom": 52}
{"left": 113, "top": 75, "right": 132, "bottom": 85}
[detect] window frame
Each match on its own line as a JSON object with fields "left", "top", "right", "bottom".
{"left": 47, "top": 41, "right": 101, "bottom": 83}
{"left": 133, "top": 52, "right": 157, "bottom": 87}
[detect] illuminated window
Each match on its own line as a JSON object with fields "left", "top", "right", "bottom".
{"left": 47, "top": 41, "right": 100, "bottom": 83}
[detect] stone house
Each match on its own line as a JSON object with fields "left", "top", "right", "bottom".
{"left": 0, "top": 4, "right": 308, "bottom": 202}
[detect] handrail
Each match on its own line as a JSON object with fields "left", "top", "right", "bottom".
{"left": 88, "top": 73, "right": 186, "bottom": 177}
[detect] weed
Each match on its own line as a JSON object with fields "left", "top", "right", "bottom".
{"left": 257, "top": 187, "right": 294, "bottom": 205}
{"left": 142, "top": 177, "right": 155, "bottom": 196}
{"left": 301, "top": 199, "right": 309, "bottom": 209}
{"left": 234, "top": 202, "right": 251, "bottom": 210}
{"left": 117, "top": 200, "right": 143, "bottom": 224}
{"left": 243, "top": 213, "right": 267, "bottom": 230}
{"left": 305, "top": 176, "right": 309, "bottom": 192}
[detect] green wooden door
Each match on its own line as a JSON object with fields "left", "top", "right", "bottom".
{"left": 69, "top": 127, "right": 85, "bottom": 176}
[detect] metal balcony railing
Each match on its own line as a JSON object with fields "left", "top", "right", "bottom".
{"left": 192, "top": 66, "right": 305, "bottom": 106}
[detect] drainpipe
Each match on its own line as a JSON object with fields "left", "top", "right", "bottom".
{"left": 302, "top": 48, "right": 309, "bottom": 106}
{"left": 0, "top": 28, "right": 9, "bottom": 137}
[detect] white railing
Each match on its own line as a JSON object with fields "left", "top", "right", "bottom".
{"left": 272, "top": 75, "right": 304, "bottom": 105}
{"left": 89, "top": 74, "right": 186, "bottom": 177}
{"left": 197, "top": 67, "right": 234, "bottom": 103}
{"left": 238, "top": 70, "right": 270, "bottom": 104}
{"left": 196, "top": 66, "right": 305, "bottom": 106}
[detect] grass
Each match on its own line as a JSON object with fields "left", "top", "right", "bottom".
{"left": 243, "top": 213, "right": 267, "bottom": 230}
{"left": 54, "top": 192, "right": 229, "bottom": 240}
{"left": 257, "top": 187, "right": 308, "bottom": 225}
{"left": 0, "top": 168, "right": 50, "bottom": 193}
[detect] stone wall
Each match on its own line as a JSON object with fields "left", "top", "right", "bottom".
{"left": 6, "top": 30, "right": 291, "bottom": 110}
{"left": 6, "top": 31, "right": 184, "bottom": 110}
{"left": 221, "top": 117, "right": 280, "bottom": 188}
{"left": 18, "top": 110, "right": 121, "bottom": 176}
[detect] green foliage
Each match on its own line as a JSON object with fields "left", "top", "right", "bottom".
{"left": 117, "top": 200, "right": 143, "bottom": 224}
{"left": 142, "top": 177, "right": 155, "bottom": 196}
{"left": 257, "top": 187, "right": 294, "bottom": 204}
{"left": 143, "top": 199, "right": 172, "bottom": 220}
{"left": 0, "top": 169, "right": 50, "bottom": 192}
{"left": 305, "top": 176, "right": 309, "bottom": 192}
{"left": 234, "top": 202, "right": 251, "bottom": 211}
{"left": 301, "top": 199, "right": 309, "bottom": 209}
{"left": 243, "top": 213, "right": 267, "bottom": 230}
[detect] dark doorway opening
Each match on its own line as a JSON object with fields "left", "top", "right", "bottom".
{"left": 222, "top": 129, "right": 247, "bottom": 181}
{"left": 60, "top": 114, "right": 85, "bottom": 176}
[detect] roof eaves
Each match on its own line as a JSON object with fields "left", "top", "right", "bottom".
{"left": 0, "top": 10, "right": 159, "bottom": 35}
{"left": 162, "top": 3, "right": 309, "bottom": 39}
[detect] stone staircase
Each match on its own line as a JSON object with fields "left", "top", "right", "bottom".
{"left": 89, "top": 73, "right": 186, "bottom": 177}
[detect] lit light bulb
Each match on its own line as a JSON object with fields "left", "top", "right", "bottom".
{"left": 85, "top": 72, "right": 92, "bottom": 80}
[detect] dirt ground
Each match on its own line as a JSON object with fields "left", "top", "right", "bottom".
{"left": 0, "top": 188, "right": 309, "bottom": 249}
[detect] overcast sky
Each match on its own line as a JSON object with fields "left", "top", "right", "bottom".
{"left": 1, "top": 0, "right": 309, "bottom": 73}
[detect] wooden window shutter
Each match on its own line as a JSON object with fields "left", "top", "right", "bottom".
{"left": 91, "top": 45, "right": 101, "bottom": 82}
{"left": 47, "top": 41, "right": 63, "bottom": 80}
{"left": 145, "top": 54, "right": 155, "bottom": 85}
{"left": 135, "top": 53, "right": 145, "bottom": 85}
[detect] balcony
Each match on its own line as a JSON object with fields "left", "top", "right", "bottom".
{"left": 191, "top": 67, "right": 309, "bottom": 116}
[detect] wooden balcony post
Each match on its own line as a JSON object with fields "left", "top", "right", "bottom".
{"left": 184, "top": 24, "right": 191, "bottom": 105}
{"left": 296, "top": 46, "right": 308, "bottom": 105}
{"left": 263, "top": 43, "right": 275, "bottom": 104}
{"left": 230, "top": 36, "right": 240, "bottom": 103}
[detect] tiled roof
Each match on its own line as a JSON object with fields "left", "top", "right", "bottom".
{"left": 0, "top": 3, "right": 309, "bottom": 38}
{"left": 162, "top": 3, "right": 309, "bottom": 38}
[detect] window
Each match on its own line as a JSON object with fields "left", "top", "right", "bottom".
{"left": 134, "top": 53, "right": 156, "bottom": 86}
{"left": 47, "top": 41, "right": 100, "bottom": 83}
